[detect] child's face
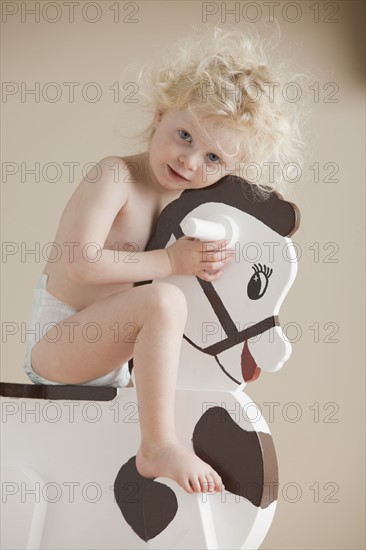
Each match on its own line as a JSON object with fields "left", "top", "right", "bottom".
{"left": 148, "top": 107, "right": 243, "bottom": 192}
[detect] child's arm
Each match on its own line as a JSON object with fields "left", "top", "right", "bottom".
{"left": 65, "top": 156, "right": 172, "bottom": 285}
{"left": 65, "top": 157, "right": 231, "bottom": 285}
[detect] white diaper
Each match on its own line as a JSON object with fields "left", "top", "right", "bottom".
{"left": 23, "top": 274, "right": 131, "bottom": 387}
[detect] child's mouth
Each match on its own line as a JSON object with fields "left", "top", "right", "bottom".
{"left": 167, "top": 165, "right": 189, "bottom": 182}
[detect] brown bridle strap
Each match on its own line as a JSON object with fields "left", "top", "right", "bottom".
{"left": 183, "top": 316, "right": 279, "bottom": 356}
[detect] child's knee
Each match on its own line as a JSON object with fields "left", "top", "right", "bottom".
{"left": 147, "top": 283, "right": 187, "bottom": 319}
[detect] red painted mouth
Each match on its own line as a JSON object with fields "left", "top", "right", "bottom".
{"left": 241, "top": 340, "right": 261, "bottom": 382}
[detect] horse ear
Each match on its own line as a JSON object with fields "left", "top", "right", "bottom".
{"left": 247, "top": 191, "right": 301, "bottom": 237}
{"left": 229, "top": 176, "right": 301, "bottom": 238}
{"left": 283, "top": 200, "right": 300, "bottom": 237}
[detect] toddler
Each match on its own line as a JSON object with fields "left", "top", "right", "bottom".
{"left": 24, "top": 26, "right": 303, "bottom": 494}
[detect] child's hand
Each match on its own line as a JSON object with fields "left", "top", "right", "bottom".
{"left": 166, "top": 236, "right": 234, "bottom": 282}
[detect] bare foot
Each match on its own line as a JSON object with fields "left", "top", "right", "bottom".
{"left": 136, "top": 439, "right": 224, "bottom": 494}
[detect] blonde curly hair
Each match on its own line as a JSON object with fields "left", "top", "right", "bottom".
{"left": 132, "top": 25, "right": 309, "bottom": 195}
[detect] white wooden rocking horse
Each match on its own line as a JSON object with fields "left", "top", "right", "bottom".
{"left": 1, "top": 175, "right": 300, "bottom": 549}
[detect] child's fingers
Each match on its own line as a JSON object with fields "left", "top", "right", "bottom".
{"left": 197, "top": 269, "right": 224, "bottom": 282}
{"left": 200, "top": 240, "right": 236, "bottom": 258}
{"left": 202, "top": 256, "right": 233, "bottom": 270}
{"left": 195, "top": 238, "right": 226, "bottom": 251}
{"left": 200, "top": 247, "right": 234, "bottom": 262}
{"left": 209, "top": 252, "right": 234, "bottom": 263}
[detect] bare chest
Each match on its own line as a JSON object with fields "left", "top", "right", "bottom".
{"left": 104, "top": 190, "right": 160, "bottom": 256}
{"left": 43, "top": 184, "right": 162, "bottom": 310}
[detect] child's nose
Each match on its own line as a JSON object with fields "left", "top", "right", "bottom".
{"left": 179, "top": 153, "right": 199, "bottom": 171}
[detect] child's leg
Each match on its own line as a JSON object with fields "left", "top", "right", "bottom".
{"left": 31, "top": 282, "right": 223, "bottom": 494}
{"left": 133, "top": 286, "right": 223, "bottom": 494}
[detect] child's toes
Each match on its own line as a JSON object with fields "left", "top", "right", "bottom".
{"left": 199, "top": 475, "right": 210, "bottom": 493}
{"left": 182, "top": 478, "right": 195, "bottom": 494}
{"left": 211, "top": 471, "right": 224, "bottom": 491}
{"left": 189, "top": 476, "right": 201, "bottom": 493}
{"left": 204, "top": 474, "right": 217, "bottom": 492}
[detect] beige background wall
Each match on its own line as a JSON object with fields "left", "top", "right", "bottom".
{"left": 1, "top": 1, "right": 365, "bottom": 548}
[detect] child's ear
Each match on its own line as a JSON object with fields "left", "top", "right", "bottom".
{"left": 153, "top": 109, "right": 164, "bottom": 126}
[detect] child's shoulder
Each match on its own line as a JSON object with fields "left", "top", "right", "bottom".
{"left": 96, "top": 154, "right": 136, "bottom": 183}
{"left": 99, "top": 152, "right": 148, "bottom": 190}
{"left": 76, "top": 153, "right": 146, "bottom": 199}
{"left": 60, "top": 155, "right": 138, "bottom": 224}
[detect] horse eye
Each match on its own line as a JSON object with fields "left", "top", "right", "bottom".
{"left": 247, "top": 265, "right": 272, "bottom": 300}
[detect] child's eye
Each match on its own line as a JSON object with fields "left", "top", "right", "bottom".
{"left": 178, "top": 130, "right": 221, "bottom": 164}
{"left": 178, "top": 130, "right": 191, "bottom": 141}
{"left": 207, "top": 152, "right": 221, "bottom": 164}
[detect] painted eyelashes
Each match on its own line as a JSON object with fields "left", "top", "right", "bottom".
{"left": 247, "top": 263, "right": 273, "bottom": 300}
